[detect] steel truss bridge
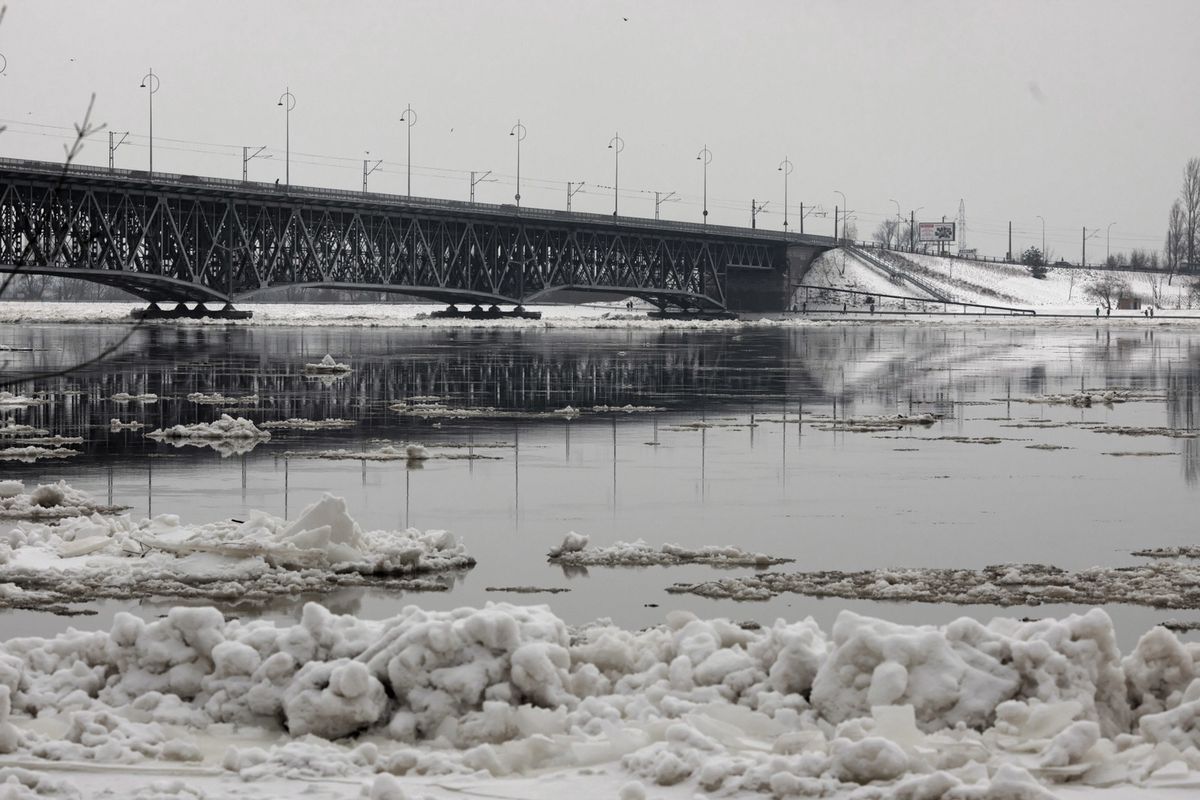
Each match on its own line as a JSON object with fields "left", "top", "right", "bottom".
{"left": 0, "top": 158, "right": 832, "bottom": 312}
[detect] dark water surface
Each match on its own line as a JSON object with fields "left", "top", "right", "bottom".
{"left": 2, "top": 322, "right": 1199, "bottom": 647}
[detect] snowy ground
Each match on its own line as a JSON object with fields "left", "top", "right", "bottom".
{"left": 5, "top": 296, "right": 1200, "bottom": 330}
{"left": 0, "top": 600, "right": 1198, "bottom": 798}
{"left": 803, "top": 250, "right": 1199, "bottom": 314}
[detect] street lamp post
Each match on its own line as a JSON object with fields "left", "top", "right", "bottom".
{"left": 242, "top": 146, "right": 270, "bottom": 181}
{"left": 400, "top": 104, "right": 417, "bottom": 195}
{"left": 608, "top": 133, "right": 624, "bottom": 217}
{"left": 1106, "top": 221, "right": 1116, "bottom": 263}
{"left": 139, "top": 68, "right": 160, "bottom": 175}
{"left": 510, "top": 120, "right": 526, "bottom": 207}
{"left": 834, "top": 190, "right": 847, "bottom": 244}
{"left": 277, "top": 88, "right": 296, "bottom": 186}
{"left": 696, "top": 145, "right": 712, "bottom": 224}
{"left": 778, "top": 158, "right": 793, "bottom": 232}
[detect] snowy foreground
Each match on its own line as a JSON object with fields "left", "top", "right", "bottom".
{"left": 0, "top": 498, "right": 1197, "bottom": 797}
{"left": 0, "top": 603, "right": 1197, "bottom": 798}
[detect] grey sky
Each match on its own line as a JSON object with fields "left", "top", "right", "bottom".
{"left": 2, "top": 0, "right": 1197, "bottom": 262}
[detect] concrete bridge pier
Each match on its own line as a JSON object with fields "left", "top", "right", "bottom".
{"left": 724, "top": 243, "right": 829, "bottom": 312}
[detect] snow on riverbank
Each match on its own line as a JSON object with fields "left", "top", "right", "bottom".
{"left": 5, "top": 299, "right": 1200, "bottom": 330}
{"left": 0, "top": 492, "right": 474, "bottom": 607}
{"left": 0, "top": 603, "right": 1198, "bottom": 797}
{"left": 547, "top": 533, "right": 793, "bottom": 568}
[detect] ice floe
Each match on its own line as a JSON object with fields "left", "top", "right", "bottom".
{"left": 0, "top": 481, "right": 123, "bottom": 520}
{"left": 111, "top": 392, "right": 158, "bottom": 403}
{"left": 186, "top": 392, "right": 260, "bottom": 405}
{"left": 0, "top": 446, "right": 79, "bottom": 462}
{"left": 547, "top": 534, "right": 793, "bottom": 568}
{"left": 109, "top": 418, "right": 145, "bottom": 431}
{"left": 303, "top": 354, "right": 352, "bottom": 374}
{"left": 0, "top": 392, "right": 50, "bottom": 408}
{"left": 669, "top": 561, "right": 1200, "bottom": 608}
{"left": 145, "top": 415, "right": 271, "bottom": 456}
{"left": 0, "top": 493, "right": 474, "bottom": 607}
{"left": 0, "top": 423, "right": 48, "bottom": 438}
{"left": 259, "top": 418, "right": 357, "bottom": 430}
{"left": 287, "top": 445, "right": 431, "bottom": 462}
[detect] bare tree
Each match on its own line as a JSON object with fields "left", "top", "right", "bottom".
{"left": 873, "top": 219, "right": 900, "bottom": 249}
{"left": 1084, "top": 274, "right": 1131, "bottom": 311}
{"left": 1184, "top": 158, "right": 1200, "bottom": 272}
{"left": 1166, "top": 199, "right": 1187, "bottom": 283}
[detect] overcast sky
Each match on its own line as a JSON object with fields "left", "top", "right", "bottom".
{"left": 3, "top": 0, "right": 1198, "bottom": 261}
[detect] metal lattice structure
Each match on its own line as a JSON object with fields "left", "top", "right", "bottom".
{"left": 0, "top": 158, "right": 832, "bottom": 310}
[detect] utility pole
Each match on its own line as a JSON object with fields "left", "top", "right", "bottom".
{"left": 910, "top": 210, "right": 915, "bottom": 252}
{"left": 799, "top": 202, "right": 804, "bottom": 235}
{"left": 834, "top": 206, "right": 839, "bottom": 244}
{"left": 362, "top": 156, "right": 382, "bottom": 192}
{"left": 654, "top": 190, "right": 677, "bottom": 220}
{"left": 242, "top": 145, "right": 268, "bottom": 181}
{"left": 108, "top": 131, "right": 129, "bottom": 169}
{"left": 751, "top": 199, "right": 769, "bottom": 229}
{"left": 567, "top": 181, "right": 585, "bottom": 211}
{"left": 469, "top": 170, "right": 492, "bottom": 203}
{"left": 1082, "top": 227, "right": 1087, "bottom": 266}
{"left": 1007, "top": 221, "right": 1012, "bottom": 262}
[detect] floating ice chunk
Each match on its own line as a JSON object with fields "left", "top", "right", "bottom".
{"left": 0, "top": 392, "right": 51, "bottom": 407}
{"left": 547, "top": 532, "right": 588, "bottom": 558}
{"left": 111, "top": 392, "right": 158, "bottom": 403}
{"left": 147, "top": 414, "right": 270, "bottom": 442}
{"left": 259, "top": 418, "right": 357, "bottom": 430}
{"left": 303, "top": 354, "right": 352, "bottom": 374}
{"left": 0, "top": 446, "right": 79, "bottom": 462}
{"left": 549, "top": 537, "right": 792, "bottom": 568}
{"left": 186, "top": 392, "right": 260, "bottom": 405}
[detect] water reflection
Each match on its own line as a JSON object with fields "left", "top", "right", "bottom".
{"left": 3, "top": 322, "right": 1200, "bottom": 643}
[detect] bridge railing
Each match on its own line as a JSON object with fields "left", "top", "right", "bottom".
{"left": 0, "top": 156, "right": 835, "bottom": 247}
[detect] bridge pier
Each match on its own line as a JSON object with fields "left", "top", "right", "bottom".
{"left": 724, "top": 243, "right": 826, "bottom": 312}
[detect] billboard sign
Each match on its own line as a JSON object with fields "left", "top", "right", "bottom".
{"left": 918, "top": 222, "right": 956, "bottom": 242}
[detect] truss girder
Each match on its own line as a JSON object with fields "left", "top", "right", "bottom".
{"left": 0, "top": 170, "right": 785, "bottom": 308}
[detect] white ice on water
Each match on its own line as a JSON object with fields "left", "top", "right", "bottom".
{"left": 303, "top": 354, "right": 352, "bottom": 373}
{"left": 0, "top": 491, "right": 473, "bottom": 605}
{"left": 547, "top": 533, "right": 793, "bottom": 568}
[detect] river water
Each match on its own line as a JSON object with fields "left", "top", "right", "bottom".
{"left": 2, "top": 322, "right": 1198, "bottom": 647}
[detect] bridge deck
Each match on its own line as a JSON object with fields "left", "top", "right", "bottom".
{"left": 0, "top": 157, "right": 835, "bottom": 310}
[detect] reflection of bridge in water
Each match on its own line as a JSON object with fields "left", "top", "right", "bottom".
{"left": 5, "top": 325, "right": 1200, "bottom": 481}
